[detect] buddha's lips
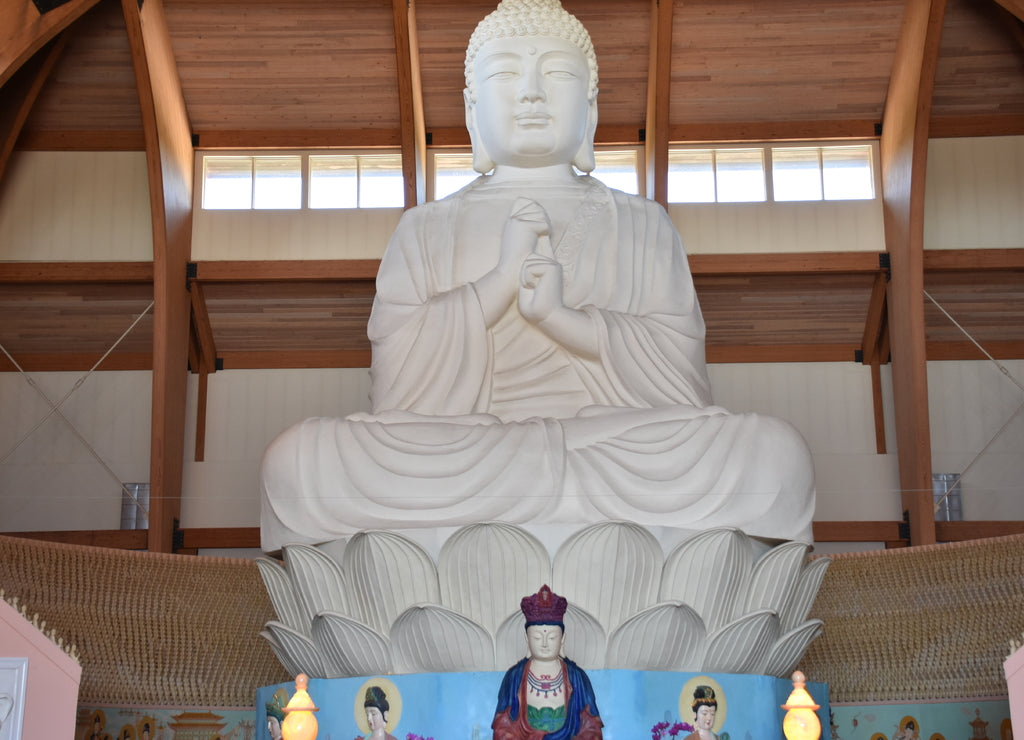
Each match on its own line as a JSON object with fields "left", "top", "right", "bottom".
{"left": 515, "top": 113, "right": 551, "bottom": 126}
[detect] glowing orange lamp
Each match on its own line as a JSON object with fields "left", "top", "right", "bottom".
{"left": 781, "top": 670, "right": 821, "bottom": 740}
{"left": 281, "top": 673, "right": 319, "bottom": 740}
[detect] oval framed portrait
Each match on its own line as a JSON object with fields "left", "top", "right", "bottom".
{"left": 353, "top": 677, "right": 403, "bottom": 738}
{"left": 679, "top": 675, "right": 727, "bottom": 734}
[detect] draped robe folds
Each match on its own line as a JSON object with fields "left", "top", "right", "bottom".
{"left": 492, "top": 657, "right": 602, "bottom": 740}
{"left": 259, "top": 178, "right": 815, "bottom": 551}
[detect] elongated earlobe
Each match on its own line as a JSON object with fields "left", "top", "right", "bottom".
{"left": 571, "top": 97, "right": 599, "bottom": 173}
{"left": 465, "top": 90, "right": 495, "bottom": 174}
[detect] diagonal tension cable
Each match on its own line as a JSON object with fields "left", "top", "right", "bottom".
{"left": 924, "top": 290, "right": 1024, "bottom": 514}
{"left": 0, "top": 300, "right": 155, "bottom": 516}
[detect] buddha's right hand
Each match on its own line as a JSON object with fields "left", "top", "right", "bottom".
{"left": 498, "top": 197, "right": 550, "bottom": 279}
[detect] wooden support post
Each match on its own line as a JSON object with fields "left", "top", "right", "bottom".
{"left": 0, "top": 0, "right": 100, "bottom": 87}
{"left": 879, "top": 0, "right": 947, "bottom": 546}
{"left": 644, "top": 0, "right": 672, "bottom": 205}
{"left": 122, "top": 0, "right": 194, "bottom": 553}
{"left": 0, "top": 32, "right": 67, "bottom": 184}
{"left": 393, "top": 0, "right": 426, "bottom": 208}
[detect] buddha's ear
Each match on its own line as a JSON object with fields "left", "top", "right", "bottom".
{"left": 572, "top": 96, "right": 598, "bottom": 173}
{"left": 465, "top": 90, "right": 495, "bottom": 174}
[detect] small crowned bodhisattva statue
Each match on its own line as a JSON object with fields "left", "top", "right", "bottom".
{"left": 492, "top": 586, "right": 602, "bottom": 740}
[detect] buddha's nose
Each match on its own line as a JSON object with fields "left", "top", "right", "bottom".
{"left": 518, "top": 69, "right": 546, "bottom": 103}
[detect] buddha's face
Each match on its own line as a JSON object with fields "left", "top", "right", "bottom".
{"left": 366, "top": 706, "right": 387, "bottom": 732}
{"left": 469, "top": 35, "right": 592, "bottom": 169}
{"left": 526, "top": 624, "right": 564, "bottom": 660}
{"left": 695, "top": 704, "right": 716, "bottom": 732}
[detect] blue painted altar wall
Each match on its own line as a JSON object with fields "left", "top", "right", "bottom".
{"left": 257, "top": 671, "right": 830, "bottom": 740}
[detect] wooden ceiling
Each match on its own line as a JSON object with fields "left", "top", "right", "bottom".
{"left": 1, "top": 0, "right": 1023, "bottom": 376}
{"left": 10, "top": 0, "right": 1024, "bottom": 148}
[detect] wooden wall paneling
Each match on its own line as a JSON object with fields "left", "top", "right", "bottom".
{"left": 644, "top": 0, "right": 672, "bottom": 204}
{"left": 122, "top": 0, "right": 194, "bottom": 553}
{"left": 0, "top": 0, "right": 100, "bottom": 87}
{"left": 879, "top": 0, "right": 947, "bottom": 546}
{"left": 393, "top": 0, "right": 426, "bottom": 208}
{"left": 0, "top": 33, "right": 66, "bottom": 184}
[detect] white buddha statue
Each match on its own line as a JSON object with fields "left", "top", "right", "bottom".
{"left": 259, "top": 0, "right": 815, "bottom": 552}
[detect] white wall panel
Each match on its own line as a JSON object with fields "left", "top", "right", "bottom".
{"left": 925, "top": 137, "right": 1024, "bottom": 250}
{"left": 709, "top": 362, "right": 902, "bottom": 524}
{"left": 0, "top": 371, "right": 151, "bottom": 531}
{"left": 928, "top": 360, "right": 1024, "bottom": 520}
{"left": 179, "top": 368, "right": 372, "bottom": 528}
{"left": 191, "top": 208, "right": 402, "bottom": 260}
{"left": 669, "top": 200, "right": 884, "bottom": 254}
{"left": 0, "top": 152, "right": 152, "bottom": 261}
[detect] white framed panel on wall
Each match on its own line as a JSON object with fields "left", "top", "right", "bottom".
{"left": 0, "top": 657, "right": 27, "bottom": 740}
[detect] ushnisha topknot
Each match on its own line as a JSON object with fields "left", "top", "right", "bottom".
{"left": 464, "top": 0, "right": 598, "bottom": 102}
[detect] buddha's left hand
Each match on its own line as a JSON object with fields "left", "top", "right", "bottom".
{"left": 518, "top": 253, "right": 563, "bottom": 323}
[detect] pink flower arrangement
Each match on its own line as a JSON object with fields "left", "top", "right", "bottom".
{"left": 651, "top": 720, "right": 695, "bottom": 739}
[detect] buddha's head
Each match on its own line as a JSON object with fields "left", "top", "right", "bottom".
{"left": 464, "top": 0, "right": 599, "bottom": 174}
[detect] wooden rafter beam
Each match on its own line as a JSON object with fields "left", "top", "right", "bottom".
{"left": 992, "top": 0, "right": 1024, "bottom": 23}
{"left": 644, "top": 0, "right": 672, "bottom": 205}
{"left": 879, "top": 0, "right": 947, "bottom": 546}
{"left": 861, "top": 270, "right": 889, "bottom": 365}
{"left": 689, "top": 252, "right": 882, "bottom": 276}
{"left": 192, "top": 259, "right": 379, "bottom": 282}
{"left": 861, "top": 269, "right": 890, "bottom": 454}
{"left": 392, "top": 0, "right": 426, "bottom": 208}
{"left": 122, "top": 0, "right": 194, "bottom": 554}
{"left": 0, "top": 31, "right": 66, "bottom": 184}
{"left": 668, "top": 120, "right": 881, "bottom": 144}
{"left": 0, "top": 0, "right": 99, "bottom": 87}
{"left": 188, "top": 282, "right": 217, "bottom": 374}
{"left": 0, "top": 352, "right": 152, "bottom": 372}
{"left": 0, "top": 260, "right": 153, "bottom": 282}
{"left": 187, "top": 282, "right": 215, "bottom": 459}
{"left": 923, "top": 248, "right": 1024, "bottom": 271}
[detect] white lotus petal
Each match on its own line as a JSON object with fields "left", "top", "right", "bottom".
{"left": 264, "top": 620, "right": 326, "bottom": 678}
{"left": 312, "top": 610, "right": 391, "bottom": 678}
{"left": 344, "top": 530, "right": 440, "bottom": 636}
{"left": 494, "top": 603, "right": 606, "bottom": 670}
{"left": 660, "top": 528, "right": 753, "bottom": 632}
{"left": 257, "top": 557, "right": 310, "bottom": 636}
{"left": 780, "top": 556, "right": 832, "bottom": 632}
{"left": 259, "top": 628, "right": 305, "bottom": 678}
{"left": 283, "top": 542, "right": 350, "bottom": 621}
{"left": 704, "top": 609, "right": 780, "bottom": 674}
{"left": 438, "top": 523, "right": 550, "bottom": 635}
{"left": 554, "top": 521, "right": 662, "bottom": 633}
{"left": 606, "top": 601, "right": 706, "bottom": 671}
{"left": 762, "top": 619, "right": 825, "bottom": 678}
{"left": 744, "top": 540, "right": 810, "bottom": 616}
{"left": 390, "top": 604, "right": 493, "bottom": 673}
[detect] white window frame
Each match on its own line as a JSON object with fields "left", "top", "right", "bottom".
{"left": 197, "top": 150, "right": 405, "bottom": 211}
{"left": 667, "top": 140, "right": 879, "bottom": 204}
